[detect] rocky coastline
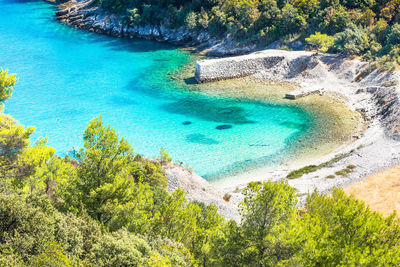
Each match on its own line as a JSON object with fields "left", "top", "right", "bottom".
{"left": 55, "top": 0, "right": 260, "bottom": 56}
{"left": 195, "top": 50, "right": 400, "bottom": 139}
{"left": 55, "top": 0, "right": 306, "bottom": 56}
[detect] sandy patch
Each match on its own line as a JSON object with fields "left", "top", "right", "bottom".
{"left": 345, "top": 166, "right": 400, "bottom": 217}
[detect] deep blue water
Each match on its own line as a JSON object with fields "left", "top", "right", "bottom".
{"left": 0, "top": 0, "right": 314, "bottom": 178}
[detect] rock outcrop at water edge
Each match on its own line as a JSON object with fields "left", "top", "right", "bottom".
{"left": 55, "top": 0, "right": 257, "bottom": 56}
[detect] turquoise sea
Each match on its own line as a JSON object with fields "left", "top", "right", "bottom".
{"left": 0, "top": 0, "right": 314, "bottom": 179}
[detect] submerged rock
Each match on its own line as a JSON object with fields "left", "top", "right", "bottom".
{"left": 186, "top": 133, "right": 219, "bottom": 145}
{"left": 216, "top": 124, "right": 232, "bottom": 130}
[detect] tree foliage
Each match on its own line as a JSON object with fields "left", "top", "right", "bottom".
{"left": 0, "top": 68, "right": 17, "bottom": 103}
{"left": 306, "top": 32, "right": 335, "bottom": 52}
{"left": 101, "top": 0, "right": 400, "bottom": 64}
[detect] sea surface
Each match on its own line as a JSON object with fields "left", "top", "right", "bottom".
{"left": 0, "top": 0, "right": 315, "bottom": 179}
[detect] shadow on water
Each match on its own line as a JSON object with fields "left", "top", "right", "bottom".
{"left": 279, "top": 120, "right": 309, "bottom": 132}
{"left": 21, "top": 0, "right": 179, "bottom": 54}
{"left": 160, "top": 97, "right": 256, "bottom": 124}
{"left": 184, "top": 77, "right": 197, "bottom": 85}
{"left": 216, "top": 124, "right": 232, "bottom": 130}
{"left": 102, "top": 37, "right": 178, "bottom": 53}
{"left": 186, "top": 133, "right": 220, "bottom": 145}
{"left": 50, "top": 27, "right": 177, "bottom": 54}
{"left": 109, "top": 95, "right": 137, "bottom": 106}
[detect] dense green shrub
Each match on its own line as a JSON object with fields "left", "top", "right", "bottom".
{"left": 306, "top": 32, "right": 334, "bottom": 52}
{"left": 299, "top": 189, "right": 400, "bottom": 265}
{"left": 0, "top": 194, "right": 56, "bottom": 261}
{"left": 287, "top": 164, "right": 319, "bottom": 178}
{"left": 387, "top": 23, "right": 400, "bottom": 46}
{"left": 89, "top": 229, "right": 192, "bottom": 266}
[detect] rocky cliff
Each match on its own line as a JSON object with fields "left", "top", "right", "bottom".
{"left": 55, "top": 0, "right": 258, "bottom": 56}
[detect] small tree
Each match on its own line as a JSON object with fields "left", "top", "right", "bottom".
{"left": 185, "top": 12, "right": 198, "bottom": 29}
{"left": 239, "top": 181, "right": 299, "bottom": 265}
{"left": 0, "top": 68, "right": 17, "bottom": 102}
{"left": 305, "top": 32, "right": 334, "bottom": 53}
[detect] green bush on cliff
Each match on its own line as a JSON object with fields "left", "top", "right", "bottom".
{"left": 306, "top": 32, "right": 334, "bottom": 53}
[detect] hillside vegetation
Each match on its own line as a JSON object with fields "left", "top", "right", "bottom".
{"left": 97, "top": 0, "right": 400, "bottom": 68}
{"left": 1, "top": 69, "right": 400, "bottom": 265}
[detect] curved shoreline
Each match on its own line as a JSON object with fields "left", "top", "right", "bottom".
{"left": 52, "top": 1, "right": 368, "bottom": 172}
{"left": 51, "top": 0, "right": 400, "bottom": 217}
{"left": 191, "top": 51, "right": 400, "bottom": 203}
{"left": 161, "top": 47, "right": 400, "bottom": 209}
{"left": 170, "top": 65, "right": 365, "bottom": 182}
{"left": 137, "top": 50, "right": 360, "bottom": 182}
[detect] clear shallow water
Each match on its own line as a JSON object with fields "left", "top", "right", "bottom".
{"left": 0, "top": 0, "right": 314, "bottom": 179}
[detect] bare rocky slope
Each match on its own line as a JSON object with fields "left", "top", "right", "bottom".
{"left": 164, "top": 163, "right": 240, "bottom": 221}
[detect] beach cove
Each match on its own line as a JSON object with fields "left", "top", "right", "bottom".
{"left": 0, "top": 0, "right": 363, "bottom": 187}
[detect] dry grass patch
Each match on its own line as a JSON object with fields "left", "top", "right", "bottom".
{"left": 345, "top": 166, "right": 400, "bottom": 217}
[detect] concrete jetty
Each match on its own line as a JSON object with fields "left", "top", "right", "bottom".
{"left": 285, "top": 88, "right": 323, "bottom": 99}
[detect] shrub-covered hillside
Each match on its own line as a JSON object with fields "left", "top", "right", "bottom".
{"left": 1, "top": 69, "right": 400, "bottom": 266}
{"left": 98, "top": 0, "right": 400, "bottom": 67}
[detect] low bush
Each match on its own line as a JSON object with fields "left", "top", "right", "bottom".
{"left": 287, "top": 165, "right": 319, "bottom": 179}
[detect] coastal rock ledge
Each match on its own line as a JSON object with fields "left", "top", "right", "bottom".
{"left": 55, "top": 0, "right": 257, "bottom": 56}
{"left": 195, "top": 50, "right": 288, "bottom": 83}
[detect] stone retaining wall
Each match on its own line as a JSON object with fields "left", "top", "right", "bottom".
{"left": 195, "top": 53, "right": 284, "bottom": 83}
{"left": 194, "top": 50, "right": 316, "bottom": 83}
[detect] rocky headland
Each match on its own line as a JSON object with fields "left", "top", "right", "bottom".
{"left": 164, "top": 163, "right": 240, "bottom": 221}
